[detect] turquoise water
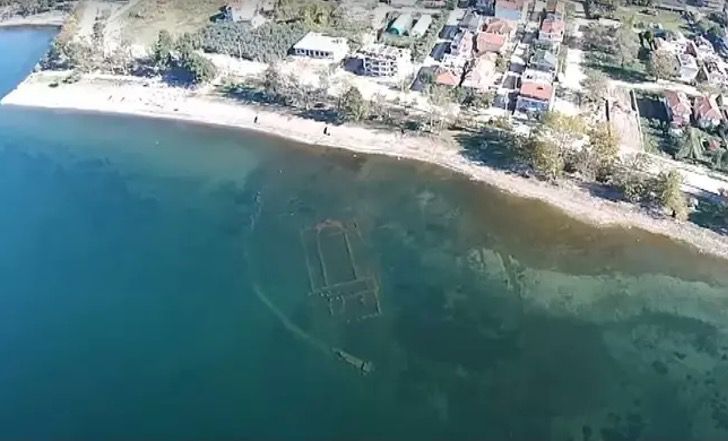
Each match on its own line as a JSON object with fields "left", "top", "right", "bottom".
{"left": 3, "top": 28, "right": 728, "bottom": 440}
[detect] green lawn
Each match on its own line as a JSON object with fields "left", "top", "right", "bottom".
{"left": 614, "top": 6, "right": 690, "bottom": 34}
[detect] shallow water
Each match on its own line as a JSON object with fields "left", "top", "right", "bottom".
{"left": 2, "top": 28, "right": 728, "bottom": 441}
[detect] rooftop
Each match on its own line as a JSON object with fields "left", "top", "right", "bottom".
{"left": 360, "top": 44, "right": 411, "bottom": 60}
{"left": 485, "top": 19, "right": 514, "bottom": 34}
{"left": 496, "top": 0, "right": 525, "bottom": 11}
{"left": 531, "top": 49, "right": 558, "bottom": 66}
{"left": 293, "top": 32, "right": 348, "bottom": 52}
{"left": 476, "top": 32, "right": 507, "bottom": 54}
{"left": 678, "top": 52, "right": 698, "bottom": 68}
{"left": 520, "top": 81, "right": 553, "bottom": 101}
{"left": 694, "top": 95, "right": 722, "bottom": 120}
{"left": 540, "top": 18, "right": 565, "bottom": 34}
{"left": 435, "top": 68, "right": 462, "bottom": 86}
{"left": 663, "top": 90, "right": 691, "bottom": 113}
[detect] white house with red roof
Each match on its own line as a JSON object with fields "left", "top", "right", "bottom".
{"left": 662, "top": 90, "right": 692, "bottom": 129}
{"left": 693, "top": 95, "right": 723, "bottom": 129}
{"left": 537, "top": 17, "right": 565, "bottom": 50}
{"left": 516, "top": 81, "right": 554, "bottom": 114}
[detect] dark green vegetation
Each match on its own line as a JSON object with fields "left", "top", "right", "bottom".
{"left": 199, "top": 0, "right": 367, "bottom": 63}
{"left": 0, "top": 0, "right": 73, "bottom": 16}
{"left": 637, "top": 91, "right": 728, "bottom": 177}
{"left": 200, "top": 21, "right": 308, "bottom": 63}
{"left": 152, "top": 30, "right": 217, "bottom": 84}
{"left": 582, "top": 20, "right": 647, "bottom": 82}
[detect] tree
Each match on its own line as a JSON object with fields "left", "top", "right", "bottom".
{"left": 708, "top": 23, "right": 726, "bottom": 40}
{"left": 582, "top": 70, "right": 609, "bottom": 103}
{"left": 180, "top": 52, "right": 217, "bottom": 84}
{"left": 153, "top": 30, "right": 174, "bottom": 69}
{"left": 262, "top": 63, "right": 285, "bottom": 100}
{"left": 646, "top": 50, "right": 678, "bottom": 80}
{"left": 656, "top": 169, "right": 689, "bottom": 220}
{"left": 676, "top": 127, "right": 705, "bottom": 161}
{"left": 527, "top": 136, "right": 564, "bottom": 179}
{"left": 579, "top": 123, "right": 620, "bottom": 180}
{"left": 339, "top": 85, "right": 368, "bottom": 122}
{"left": 526, "top": 112, "right": 587, "bottom": 179}
{"left": 617, "top": 15, "right": 639, "bottom": 68}
{"left": 539, "top": 112, "right": 587, "bottom": 152}
{"left": 713, "top": 147, "right": 728, "bottom": 171}
{"left": 426, "top": 85, "right": 450, "bottom": 132}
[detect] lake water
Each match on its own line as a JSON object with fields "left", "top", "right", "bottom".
{"left": 2, "top": 27, "right": 728, "bottom": 441}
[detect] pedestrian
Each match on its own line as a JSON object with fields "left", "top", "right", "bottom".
{"left": 323, "top": 126, "right": 328, "bottom": 135}
{"left": 254, "top": 115, "right": 258, "bottom": 124}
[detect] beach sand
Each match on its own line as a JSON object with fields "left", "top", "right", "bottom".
{"left": 4, "top": 70, "right": 728, "bottom": 260}
{"left": 0, "top": 11, "right": 65, "bottom": 28}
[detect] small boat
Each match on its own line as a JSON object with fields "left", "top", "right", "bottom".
{"left": 333, "top": 348, "right": 374, "bottom": 375}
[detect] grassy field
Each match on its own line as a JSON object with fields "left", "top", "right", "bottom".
{"left": 121, "top": 0, "right": 226, "bottom": 47}
{"left": 614, "top": 6, "right": 690, "bottom": 34}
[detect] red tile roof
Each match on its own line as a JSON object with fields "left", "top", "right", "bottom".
{"left": 663, "top": 90, "right": 691, "bottom": 115}
{"left": 484, "top": 19, "right": 513, "bottom": 34}
{"left": 476, "top": 32, "right": 507, "bottom": 54}
{"left": 693, "top": 95, "right": 722, "bottom": 122}
{"left": 540, "top": 18, "right": 565, "bottom": 34}
{"left": 496, "top": 0, "right": 524, "bottom": 11}
{"left": 520, "top": 81, "right": 553, "bottom": 101}
{"left": 435, "top": 68, "right": 461, "bottom": 86}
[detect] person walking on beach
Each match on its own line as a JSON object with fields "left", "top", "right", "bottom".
{"left": 323, "top": 126, "right": 328, "bottom": 136}
{"left": 254, "top": 115, "right": 259, "bottom": 124}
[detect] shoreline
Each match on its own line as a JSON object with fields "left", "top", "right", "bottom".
{"left": 4, "top": 71, "right": 728, "bottom": 260}
{"left": 0, "top": 12, "right": 65, "bottom": 28}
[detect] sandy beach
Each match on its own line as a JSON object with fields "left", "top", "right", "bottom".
{"left": 3, "top": 70, "right": 728, "bottom": 259}
{"left": 0, "top": 11, "right": 66, "bottom": 28}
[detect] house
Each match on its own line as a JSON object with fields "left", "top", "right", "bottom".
{"left": 516, "top": 81, "right": 554, "bottom": 113}
{"left": 389, "top": 13, "right": 414, "bottom": 36}
{"left": 495, "top": 0, "right": 526, "bottom": 22}
{"left": 360, "top": 44, "right": 411, "bottom": 76}
{"left": 529, "top": 49, "right": 558, "bottom": 73}
{"left": 450, "top": 29, "right": 475, "bottom": 58}
{"left": 693, "top": 95, "right": 723, "bottom": 128}
{"left": 260, "top": 0, "right": 276, "bottom": 14}
{"left": 521, "top": 67, "right": 553, "bottom": 83}
{"left": 221, "top": 1, "right": 258, "bottom": 22}
{"left": 442, "top": 53, "right": 471, "bottom": 69}
{"left": 422, "top": 0, "right": 448, "bottom": 7}
{"left": 663, "top": 90, "right": 692, "bottom": 129}
{"left": 292, "top": 32, "right": 349, "bottom": 62}
{"left": 484, "top": 19, "right": 515, "bottom": 36}
{"left": 538, "top": 18, "right": 565, "bottom": 48}
{"left": 544, "top": 0, "right": 565, "bottom": 19}
{"left": 411, "top": 15, "right": 433, "bottom": 38}
{"left": 435, "top": 67, "right": 463, "bottom": 86}
{"left": 390, "top": 0, "right": 419, "bottom": 6}
{"left": 716, "top": 94, "right": 728, "bottom": 118}
{"left": 697, "top": 60, "right": 728, "bottom": 86}
{"left": 462, "top": 55, "right": 497, "bottom": 91}
{"left": 476, "top": 32, "right": 507, "bottom": 54}
{"left": 696, "top": 0, "right": 723, "bottom": 11}
{"left": 677, "top": 53, "right": 699, "bottom": 82}
{"left": 475, "top": 0, "right": 495, "bottom": 14}
{"left": 459, "top": 10, "right": 483, "bottom": 33}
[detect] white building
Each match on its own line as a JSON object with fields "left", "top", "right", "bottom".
{"left": 359, "top": 44, "right": 412, "bottom": 77}
{"left": 292, "top": 32, "right": 349, "bottom": 62}
{"left": 410, "top": 14, "right": 433, "bottom": 38}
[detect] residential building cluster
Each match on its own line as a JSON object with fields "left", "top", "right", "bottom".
{"left": 655, "top": 32, "right": 728, "bottom": 88}
{"left": 663, "top": 90, "right": 726, "bottom": 132}
{"left": 514, "top": 0, "right": 565, "bottom": 116}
